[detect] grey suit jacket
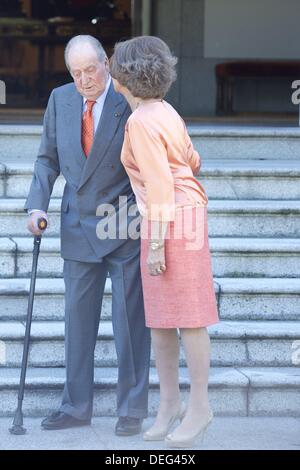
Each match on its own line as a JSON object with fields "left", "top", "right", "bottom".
{"left": 25, "top": 81, "right": 136, "bottom": 262}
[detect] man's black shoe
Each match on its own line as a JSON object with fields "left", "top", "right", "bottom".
{"left": 41, "top": 411, "right": 91, "bottom": 430}
{"left": 115, "top": 417, "right": 142, "bottom": 436}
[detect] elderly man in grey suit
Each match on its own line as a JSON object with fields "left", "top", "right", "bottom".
{"left": 25, "top": 35, "right": 150, "bottom": 436}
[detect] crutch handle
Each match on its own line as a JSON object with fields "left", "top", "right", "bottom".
{"left": 37, "top": 217, "right": 47, "bottom": 231}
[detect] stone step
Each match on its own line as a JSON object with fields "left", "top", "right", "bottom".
{"left": 1, "top": 160, "right": 300, "bottom": 200}
{"left": 0, "top": 199, "right": 61, "bottom": 237}
{"left": 0, "top": 162, "right": 64, "bottom": 199}
{"left": 1, "top": 124, "right": 300, "bottom": 161}
{"left": 200, "top": 160, "right": 300, "bottom": 200}
{"left": 189, "top": 125, "right": 300, "bottom": 160}
{"left": 0, "top": 126, "right": 41, "bottom": 161}
{"left": 1, "top": 237, "right": 299, "bottom": 278}
{"left": 1, "top": 320, "right": 300, "bottom": 368}
{"left": 1, "top": 198, "right": 300, "bottom": 238}
{"left": 0, "top": 277, "right": 299, "bottom": 322}
{"left": 1, "top": 366, "right": 299, "bottom": 417}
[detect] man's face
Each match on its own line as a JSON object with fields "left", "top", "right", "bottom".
{"left": 68, "top": 45, "right": 109, "bottom": 100}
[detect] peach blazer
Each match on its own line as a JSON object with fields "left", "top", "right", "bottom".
{"left": 121, "top": 100, "right": 208, "bottom": 221}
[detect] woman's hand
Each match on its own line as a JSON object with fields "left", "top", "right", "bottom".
{"left": 147, "top": 244, "right": 167, "bottom": 276}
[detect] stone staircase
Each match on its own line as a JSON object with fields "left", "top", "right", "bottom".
{"left": 0, "top": 124, "right": 300, "bottom": 418}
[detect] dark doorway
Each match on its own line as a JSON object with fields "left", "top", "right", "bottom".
{"left": 0, "top": 0, "right": 132, "bottom": 110}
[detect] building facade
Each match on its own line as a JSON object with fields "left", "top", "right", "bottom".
{"left": 0, "top": 0, "right": 299, "bottom": 119}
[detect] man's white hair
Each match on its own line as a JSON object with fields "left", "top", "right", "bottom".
{"left": 65, "top": 35, "right": 107, "bottom": 70}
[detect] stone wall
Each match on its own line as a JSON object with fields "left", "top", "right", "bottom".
{"left": 152, "top": 0, "right": 296, "bottom": 116}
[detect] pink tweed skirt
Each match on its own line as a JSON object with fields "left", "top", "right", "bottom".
{"left": 140, "top": 206, "right": 219, "bottom": 329}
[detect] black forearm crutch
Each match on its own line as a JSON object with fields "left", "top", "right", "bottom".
{"left": 9, "top": 218, "right": 48, "bottom": 435}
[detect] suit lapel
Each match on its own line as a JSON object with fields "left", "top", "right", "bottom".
{"left": 63, "top": 88, "right": 86, "bottom": 170}
{"left": 78, "top": 82, "right": 127, "bottom": 190}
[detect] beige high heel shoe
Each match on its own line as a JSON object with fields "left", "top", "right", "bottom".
{"left": 143, "top": 402, "right": 186, "bottom": 441}
{"left": 165, "top": 409, "right": 213, "bottom": 448}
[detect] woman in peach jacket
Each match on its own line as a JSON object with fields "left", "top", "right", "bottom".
{"left": 110, "top": 36, "right": 219, "bottom": 448}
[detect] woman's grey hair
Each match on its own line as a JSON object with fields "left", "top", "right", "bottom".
{"left": 65, "top": 35, "right": 106, "bottom": 70}
{"left": 110, "top": 36, "right": 177, "bottom": 99}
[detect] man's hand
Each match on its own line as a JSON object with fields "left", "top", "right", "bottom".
{"left": 147, "top": 244, "right": 167, "bottom": 276}
{"left": 27, "top": 210, "right": 48, "bottom": 236}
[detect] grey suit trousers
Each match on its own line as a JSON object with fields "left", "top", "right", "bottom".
{"left": 59, "top": 238, "right": 150, "bottom": 420}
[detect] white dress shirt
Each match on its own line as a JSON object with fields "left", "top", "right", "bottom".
{"left": 29, "top": 76, "right": 112, "bottom": 215}
{"left": 83, "top": 75, "right": 111, "bottom": 134}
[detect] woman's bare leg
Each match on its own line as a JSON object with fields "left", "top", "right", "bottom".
{"left": 168, "top": 327, "right": 211, "bottom": 440}
{"left": 145, "top": 328, "right": 181, "bottom": 435}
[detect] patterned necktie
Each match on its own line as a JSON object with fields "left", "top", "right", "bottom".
{"left": 82, "top": 100, "right": 96, "bottom": 157}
